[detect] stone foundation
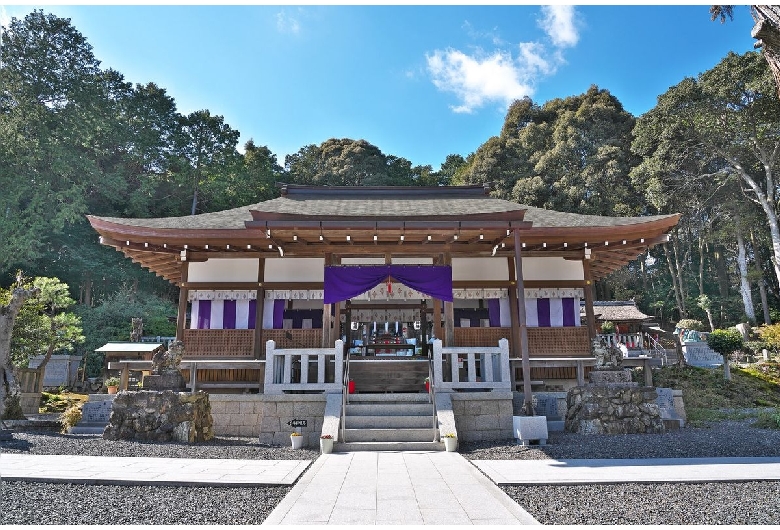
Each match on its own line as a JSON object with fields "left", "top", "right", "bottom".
{"left": 565, "top": 386, "right": 664, "bottom": 435}
{"left": 450, "top": 391, "right": 513, "bottom": 442}
{"left": 103, "top": 390, "right": 213, "bottom": 443}
{"left": 209, "top": 394, "right": 327, "bottom": 448}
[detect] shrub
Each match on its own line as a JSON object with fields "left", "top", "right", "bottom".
{"left": 757, "top": 323, "right": 780, "bottom": 351}
{"left": 676, "top": 319, "right": 704, "bottom": 331}
{"left": 707, "top": 328, "right": 744, "bottom": 358}
{"left": 600, "top": 320, "right": 616, "bottom": 334}
{"left": 60, "top": 401, "right": 83, "bottom": 433}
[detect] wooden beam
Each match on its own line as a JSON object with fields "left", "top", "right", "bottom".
{"left": 254, "top": 258, "right": 265, "bottom": 359}
{"left": 582, "top": 259, "right": 597, "bottom": 340}
{"left": 176, "top": 261, "right": 189, "bottom": 341}
{"left": 513, "top": 228, "right": 532, "bottom": 415}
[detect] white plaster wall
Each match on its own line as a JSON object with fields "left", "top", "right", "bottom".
{"left": 188, "top": 259, "right": 259, "bottom": 282}
{"left": 522, "top": 257, "right": 584, "bottom": 281}
{"left": 392, "top": 257, "right": 434, "bottom": 264}
{"left": 452, "top": 258, "right": 509, "bottom": 281}
{"left": 341, "top": 257, "right": 385, "bottom": 265}
{"left": 264, "top": 258, "right": 324, "bottom": 282}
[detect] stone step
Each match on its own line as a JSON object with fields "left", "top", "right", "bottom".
{"left": 345, "top": 402, "right": 433, "bottom": 416}
{"left": 69, "top": 425, "right": 106, "bottom": 435}
{"left": 343, "top": 414, "right": 435, "bottom": 429}
{"left": 346, "top": 393, "right": 431, "bottom": 403}
{"left": 334, "top": 440, "right": 445, "bottom": 452}
{"left": 342, "top": 427, "right": 437, "bottom": 443}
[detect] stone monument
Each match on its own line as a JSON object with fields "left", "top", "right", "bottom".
{"left": 142, "top": 340, "right": 186, "bottom": 391}
{"left": 565, "top": 338, "right": 664, "bottom": 435}
{"left": 104, "top": 340, "right": 213, "bottom": 443}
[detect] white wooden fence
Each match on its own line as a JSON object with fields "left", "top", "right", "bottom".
{"left": 263, "top": 339, "right": 344, "bottom": 395}
{"left": 432, "top": 338, "right": 511, "bottom": 392}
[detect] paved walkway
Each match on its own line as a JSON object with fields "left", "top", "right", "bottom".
{"left": 263, "top": 451, "right": 539, "bottom": 525}
{"left": 6, "top": 452, "right": 780, "bottom": 525}
{"left": 1, "top": 454, "right": 309, "bottom": 487}
{"left": 473, "top": 456, "right": 780, "bottom": 485}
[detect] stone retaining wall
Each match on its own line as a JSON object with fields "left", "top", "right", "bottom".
{"left": 209, "top": 394, "right": 327, "bottom": 448}
{"left": 449, "top": 391, "right": 513, "bottom": 442}
{"left": 565, "top": 386, "right": 664, "bottom": 435}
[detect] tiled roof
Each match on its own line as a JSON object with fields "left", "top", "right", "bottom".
{"left": 587, "top": 301, "right": 653, "bottom": 322}
{"left": 91, "top": 187, "right": 676, "bottom": 230}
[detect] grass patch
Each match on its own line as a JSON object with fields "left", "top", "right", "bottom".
{"left": 651, "top": 361, "right": 780, "bottom": 427}
{"left": 39, "top": 390, "right": 89, "bottom": 414}
{"left": 754, "top": 408, "right": 780, "bottom": 429}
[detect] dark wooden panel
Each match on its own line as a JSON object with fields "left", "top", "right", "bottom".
{"left": 348, "top": 360, "right": 429, "bottom": 393}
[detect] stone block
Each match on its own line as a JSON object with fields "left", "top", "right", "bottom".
{"left": 474, "top": 414, "right": 500, "bottom": 431}
{"left": 239, "top": 401, "right": 255, "bottom": 415}
{"left": 275, "top": 401, "right": 294, "bottom": 417}
{"left": 513, "top": 416, "right": 548, "bottom": 445}
{"left": 241, "top": 413, "right": 259, "bottom": 427}
{"left": 224, "top": 401, "right": 241, "bottom": 414}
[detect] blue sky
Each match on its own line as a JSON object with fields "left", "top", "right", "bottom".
{"left": 1, "top": 4, "right": 759, "bottom": 170}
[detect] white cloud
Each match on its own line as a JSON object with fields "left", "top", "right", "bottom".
{"left": 426, "top": 6, "right": 580, "bottom": 114}
{"left": 539, "top": 5, "right": 579, "bottom": 48}
{"left": 427, "top": 49, "right": 533, "bottom": 114}
{"left": 276, "top": 11, "right": 300, "bottom": 35}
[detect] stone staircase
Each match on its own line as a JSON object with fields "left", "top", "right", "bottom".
{"left": 335, "top": 393, "right": 444, "bottom": 452}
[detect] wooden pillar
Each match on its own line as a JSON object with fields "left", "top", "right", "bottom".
{"left": 433, "top": 298, "right": 443, "bottom": 343}
{"left": 176, "top": 260, "right": 189, "bottom": 341}
{"left": 513, "top": 229, "right": 532, "bottom": 415}
{"left": 322, "top": 253, "right": 335, "bottom": 348}
{"left": 443, "top": 253, "right": 454, "bottom": 347}
{"left": 507, "top": 256, "right": 521, "bottom": 390}
{"left": 253, "top": 258, "right": 265, "bottom": 359}
{"left": 582, "top": 258, "right": 597, "bottom": 340}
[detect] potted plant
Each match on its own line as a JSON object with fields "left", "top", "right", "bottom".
{"left": 290, "top": 431, "right": 304, "bottom": 449}
{"left": 441, "top": 433, "right": 457, "bottom": 452}
{"left": 320, "top": 434, "right": 334, "bottom": 454}
{"left": 105, "top": 376, "right": 120, "bottom": 395}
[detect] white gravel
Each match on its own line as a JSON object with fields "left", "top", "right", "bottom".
{"left": 3, "top": 419, "right": 780, "bottom": 525}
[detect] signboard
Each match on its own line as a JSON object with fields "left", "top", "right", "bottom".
{"left": 287, "top": 419, "right": 307, "bottom": 428}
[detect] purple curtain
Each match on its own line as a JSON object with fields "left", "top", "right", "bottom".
{"left": 248, "top": 300, "right": 256, "bottom": 330}
{"left": 273, "top": 299, "right": 285, "bottom": 329}
{"left": 487, "top": 299, "right": 501, "bottom": 327}
{"left": 223, "top": 300, "right": 237, "bottom": 329}
{"left": 562, "top": 298, "right": 576, "bottom": 327}
{"left": 197, "top": 300, "right": 211, "bottom": 329}
{"left": 324, "top": 265, "right": 453, "bottom": 303}
{"left": 536, "top": 298, "right": 551, "bottom": 327}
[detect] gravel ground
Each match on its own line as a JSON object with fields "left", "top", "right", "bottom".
{"left": 459, "top": 420, "right": 780, "bottom": 525}
{"left": 3, "top": 419, "right": 780, "bottom": 525}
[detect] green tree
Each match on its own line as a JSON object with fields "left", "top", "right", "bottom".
{"left": 74, "top": 289, "right": 176, "bottom": 377}
{"left": 632, "top": 51, "right": 780, "bottom": 295}
{"left": 457, "top": 88, "right": 641, "bottom": 215}
{"left": 707, "top": 328, "right": 744, "bottom": 380}
{"left": 0, "top": 274, "right": 39, "bottom": 419}
{"left": 203, "top": 140, "right": 283, "bottom": 210}
{"left": 172, "top": 109, "right": 241, "bottom": 215}
{"left": 0, "top": 11, "right": 102, "bottom": 275}
{"left": 11, "top": 277, "right": 84, "bottom": 393}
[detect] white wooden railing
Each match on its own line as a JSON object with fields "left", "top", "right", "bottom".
{"left": 598, "top": 332, "right": 644, "bottom": 349}
{"left": 263, "top": 339, "right": 344, "bottom": 395}
{"left": 432, "top": 338, "right": 511, "bottom": 392}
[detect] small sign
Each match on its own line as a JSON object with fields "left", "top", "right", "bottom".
{"left": 287, "top": 419, "right": 307, "bottom": 428}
